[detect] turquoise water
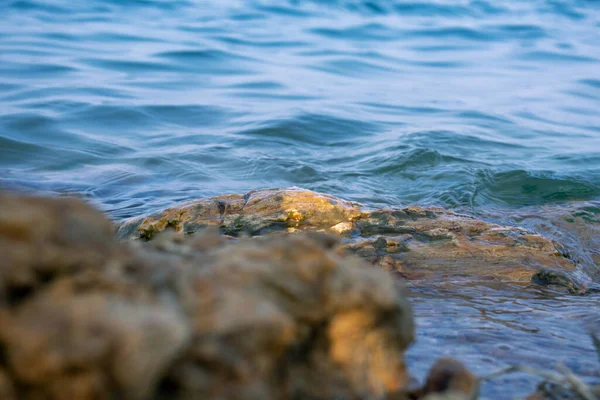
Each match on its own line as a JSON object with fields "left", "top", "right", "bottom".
{"left": 1, "top": 1, "right": 600, "bottom": 398}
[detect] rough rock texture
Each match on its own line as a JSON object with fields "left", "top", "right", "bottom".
{"left": 0, "top": 192, "right": 416, "bottom": 400}
{"left": 118, "top": 188, "right": 579, "bottom": 289}
{"left": 0, "top": 193, "right": 189, "bottom": 399}
{"left": 489, "top": 201, "right": 600, "bottom": 283}
{"left": 117, "top": 188, "right": 362, "bottom": 240}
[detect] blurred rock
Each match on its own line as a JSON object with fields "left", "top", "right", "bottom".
{"left": 0, "top": 193, "right": 122, "bottom": 306}
{"left": 0, "top": 369, "right": 16, "bottom": 400}
{"left": 421, "top": 359, "right": 478, "bottom": 400}
{"left": 394, "top": 358, "right": 478, "bottom": 400}
{"left": 0, "top": 192, "right": 414, "bottom": 400}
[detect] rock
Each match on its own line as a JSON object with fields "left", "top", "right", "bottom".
{"left": 119, "top": 188, "right": 578, "bottom": 286}
{"left": 0, "top": 193, "right": 190, "bottom": 399}
{"left": 0, "top": 294, "right": 189, "bottom": 400}
{"left": 0, "top": 192, "right": 414, "bottom": 400}
{"left": 392, "top": 358, "right": 478, "bottom": 400}
{"left": 531, "top": 268, "right": 585, "bottom": 294}
{"left": 0, "top": 193, "right": 122, "bottom": 306}
{"left": 349, "top": 208, "right": 577, "bottom": 285}
{"left": 485, "top": 201, "right": 600, "bottom": 283}
{"left": 0, "top": 369, "right": 16, "bottom": 400}
{"left": 155, "top": 232, "right": 414, "bottom": 399}
{"left": 117, "top": 188, "right": 362, "bottom": 240}
{"left": 420, "top": 359, "right": 478, "bottom": 400}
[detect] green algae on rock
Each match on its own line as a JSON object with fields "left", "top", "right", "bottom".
{"left": 118, "top": 188, "right": 579, "bottom": 286}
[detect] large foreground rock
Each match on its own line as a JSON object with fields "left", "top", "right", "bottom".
{"left": 118, "top": 188, "right": 579, "bottom": 289}
{"left": 0, "top": 192, "right": 415, "bottom": 400}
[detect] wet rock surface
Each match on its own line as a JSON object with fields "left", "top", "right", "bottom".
{"left": 0, "top": 192, "right": 423, "bottom": 400}
{"left": 483, "top": 201, "right": 600, "bottom": 285}
{"left": 118, "top": 188, "right": 363, "bottom": 240}
{"left": 119, "top": 188, "right": 580, "bottom": 289}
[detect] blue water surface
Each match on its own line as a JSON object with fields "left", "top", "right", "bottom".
{"left": 1, "top": 1, "right": 600, "bottom": 399}
{"left": 1, "top": 0, "right": 599, "bottom": 219}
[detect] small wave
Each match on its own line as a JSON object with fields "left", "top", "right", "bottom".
{"left": 473, "top": 170, "right": 600, "bottom": 206}
{"left": 237, "top": 114, "right": 381, "bottom": 146}
{"left": 310, "top": 23, "right": 397, "bottom": 41}
{"left": 155, "top": 49, "right": 256, "bottom": 62}
{"left": 364, "top": 148, "right": 472, "bottom": 175}
{"left": 0, "top": 61, "right": 76, "bottom": 78}
{"left": 81, "top": 58, "right": 179, "bottom": 73}
{"left": 517, "top": 50, "right": 598, "bottom": 63}
{"left": 6, "top": 0, "right": 70, "bottom": 13}
{"left": 311, "top": 58, "right": 398, "bottom": 77}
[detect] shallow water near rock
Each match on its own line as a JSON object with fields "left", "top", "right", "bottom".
{"left": 407, "top": 282, "right": 600, "bottom": 398}
{"left": 1, "top": 0, "right": 599, "bottom": 398}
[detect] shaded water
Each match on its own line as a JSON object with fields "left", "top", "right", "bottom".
{"left": 1, "top": 0, "right": 600, "bottom": 398}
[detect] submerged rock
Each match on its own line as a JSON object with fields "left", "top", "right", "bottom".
{"left": 485, "top": 201, "right": 600, "bottom": 283}
{"left": 0, "top": 192, "right": 416, "bottom": 400}
{"left": 421, "top": 359, "right": 478, "bottom": 400}
{"left": 404, "top": 359, "right": 479, "bottom": 400}
{"left": 118, "top": 188, "right": 579, "bottom": 287}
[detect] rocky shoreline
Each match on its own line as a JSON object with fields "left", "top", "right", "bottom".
{"left": 0, "top": 188, "right": 596, "bottom": 399}
{"left": 118, "top": 187, "right": 585, "bottom": 293}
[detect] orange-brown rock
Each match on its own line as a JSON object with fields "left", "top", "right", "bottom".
{"left": 0, "top": 191, "right": 414, "bottom": 400}
{"left": 117, "top": 187, "right": 362, "bottom": 240}
{"left": 118, "top": 188, "right": 580, "bottom": 290}
{"left": 0, "top": 193, "right": 123, "bottom": 306}
{"left": 163, "top": 232, "right": 414, "bottom": 399}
